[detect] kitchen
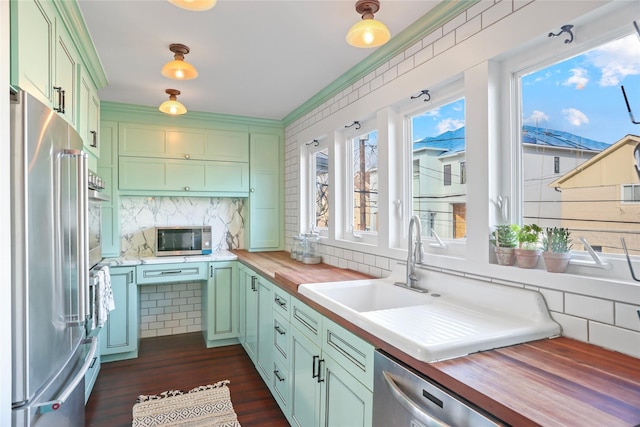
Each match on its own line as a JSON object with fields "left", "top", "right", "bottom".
{"left": 3, "top": 0, "right": 640, "bottom": 426}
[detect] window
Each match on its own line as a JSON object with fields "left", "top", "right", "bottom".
{"left": 313, "top": 148, "right": 329, "bottom": 228}
{"left": 409, "top": 98, "right": 466, "bottom": 240}
{"left": 350, "top": 130, "right": 378, "bottom": 233}
{"left": 518, "top": 32, "right": 640, "bottom": 255}
{"left": 623, "top": 184, "right": 640, "bottom": 203}
{"left": 443, "top": 164, "right": 452, "bottom": 186}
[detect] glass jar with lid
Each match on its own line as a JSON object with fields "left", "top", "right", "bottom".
{"left": 292, "top": 235, "right": 304, "bottom": 260}
{"left": 302, "top": 233, "right": 321, "bottom": 264}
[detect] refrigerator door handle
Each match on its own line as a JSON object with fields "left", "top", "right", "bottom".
{"left": 37, "top": 337, "right": 98, "bottom": 413}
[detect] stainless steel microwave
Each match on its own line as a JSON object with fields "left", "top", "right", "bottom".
{"left": 155, "top": 226, "right": 212, "bottom": 256}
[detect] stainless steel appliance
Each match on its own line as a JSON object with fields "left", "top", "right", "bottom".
{"left": 374, "top": 351, "right": 505, "bottom": 427}
{"left": 155, "top": 225, "right": 212, "bottom": 256}
{"left": 88, "top": 170, "right": 109, "bottom": 269}
{"left": 11, "top": 90, "right": 98, "bottom": 427}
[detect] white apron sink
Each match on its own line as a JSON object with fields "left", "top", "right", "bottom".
{"left": 298, "top": 264, "right": 561, "bottom": 362}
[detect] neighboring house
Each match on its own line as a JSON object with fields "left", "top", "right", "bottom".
{"left": 412, "top": 125, "right": 609, "bottom": 240}
{"left": 549, "top": 134, "right": 640, "bottom": 255}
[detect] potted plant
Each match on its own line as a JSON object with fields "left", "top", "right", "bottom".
{"left": 515, "top": 224, "right": 543, "bottom": 268}
{"left": 491, "top": 225, "right": 518, "bottom": 266}
{"left": 542, "top": 227, "right": 572, "bottom": 273}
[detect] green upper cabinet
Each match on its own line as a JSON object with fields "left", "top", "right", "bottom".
{"left": 118, "top": 123, "right": 250, "bottom": 197}
{"left": 97, "top": 121, "right": 119, "bottom": 257}
{"left": 11, "top": 0, "right": 56, "bottom": 107}
{"left": 79, "top": 67, "right": 101, "bottom": 157}
{"left": 246, "top": 133, "right": 283, "bottom": 251}
{"left": 11, "top": 0, "right": 107, "bottom": 141}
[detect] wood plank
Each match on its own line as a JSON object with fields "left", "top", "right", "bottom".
{"left": 85, "top": 333, "right": 288, "bottom": 427}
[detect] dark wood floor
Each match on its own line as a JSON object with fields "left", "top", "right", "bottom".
{"left": 85, "top": 333, "right": 289, "bottom": 426}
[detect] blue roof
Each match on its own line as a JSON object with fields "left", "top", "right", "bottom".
{"left": 413, "top": 127, "right": 465, "bottom": 157}
{"left": 521, "top": 126, "right": 609, "bottom": 151}
{"left": 413, "top": 126, "right": 609, "bottom": 156}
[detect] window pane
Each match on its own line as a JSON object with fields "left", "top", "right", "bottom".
{"left": 352, "top": 131, "right": 378, "bottom": 232}
{"left": 520, "top": 33, "right": 640, "bottom": 255}
{"left": 314, "top": 148, "right": 329, "bottom": 228}
{"left": 410, "top": 98, "right": 466, "bottom": 239}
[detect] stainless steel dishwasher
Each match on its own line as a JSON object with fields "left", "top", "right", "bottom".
{"left": 374, "top": 351, "right": 506, "bottom": 427}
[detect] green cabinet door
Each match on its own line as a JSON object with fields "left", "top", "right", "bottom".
{"left": 79, "top": 69, "right": 101, "bottom": 157}
{"left": 11, "top": 0, "right": 55, "bottom": 106}
{"left": 290, "top": 325, "right": 322, "bottom": 427}
{"left": 242, "top": 268, "right": 259, "bottom": 363}
{"left": 247, "top": 133, "right": 282, "bottom": 251}
{"left": 203, "top": 261, "right": 239, "bottom": 347}
{"left": 256, "top": 276, "right": 273, "bottom": 384}
{"left": 101, "top": 266, "right": 138, "bottom": 361}
{"left": 97, "top": 121, "right": 120, "bottom": 257}
{"left": 320, "top": 355, "right": 373, "bottom": 427}
{"left": 53, "top": 16, "right": 78, "bottom": 126}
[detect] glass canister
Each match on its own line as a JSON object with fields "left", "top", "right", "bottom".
{"left": 292, "top": 235, "right": 304, "bottom": 260}
{"left": 302, "top": 233, "right": 321, "bottom": 264}
{"left": 296, "top": 235, "right": 306, "bottom": 261}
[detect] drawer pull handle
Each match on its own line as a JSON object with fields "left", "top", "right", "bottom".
{"left": 274, "top": 369, "right": 285, "bottom": 382}
{"left": 90, "top": 130, "right": 97, "bottom": 148}
{"left": 160, "top": 270, "right": 183, "bottom": 275}
{"left": 274, "top": 325, "right": 285, "bottom": 335}
{"left": 274, "top": 297, "right": 287, "bottom": 308}
{"left": 312, "top": 355, "right": 320, "bottom": 379}
{"left": 317, "top": 358, "right": 325, "bottom": 383}
{"left": 251, "top": 276, "right": 257, "bottom": 292}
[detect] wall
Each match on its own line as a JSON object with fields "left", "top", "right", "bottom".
{"left": 283, "top": 0, "right": 640, "bottom": 358}
{"left": 118, "top": 195, "right": 243, "bottom": 337}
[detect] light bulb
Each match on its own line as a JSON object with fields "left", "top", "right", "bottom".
{"left": 170, "top": 105, "right": 177, "bottom": 114}
{"left": 175, "top": 69, "right": 184, "bottom": 79}
{"left": 363, "top": 30, "right": 374, "bottom": 45}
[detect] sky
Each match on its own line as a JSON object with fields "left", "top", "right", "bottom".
{"left": 411, "top": 32, "right": 640, "bottom": 146}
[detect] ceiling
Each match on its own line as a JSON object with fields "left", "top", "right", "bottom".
{"left": 77, "top": 0, "right": 440, "bottom": 121}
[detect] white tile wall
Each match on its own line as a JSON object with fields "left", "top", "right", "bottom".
{"left": 283, "top": 0, "right": 640, "bottom": 358}
{"left": 139, "top": 282, "right": 202, "bottom": 338}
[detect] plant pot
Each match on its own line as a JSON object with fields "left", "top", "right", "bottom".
{"left": 514, "top": 248, "right": 542, "bottom": 269}
{"left": 494, "top": 247, "right": 516, "bottom": 266}
{"left": 542, "top": 251, "right": 571, "bottom": 273}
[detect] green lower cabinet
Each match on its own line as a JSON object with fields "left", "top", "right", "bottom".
{"left": 239, "top": 265, "right": 259, "bottom": 363}
{"left": 320, "top": 355, "right": 373, "bottom": 427}
{"left": 101, "top": 266, "right": 138, "bottom": 362}
{"left": 290, "top": 326, "right": 322, "bottom": 427}
{"left": 203, "top": 261, "right": 239, "bottom": 348}
{"left": 256, "top": 276, "right": 274, "bottom": 384}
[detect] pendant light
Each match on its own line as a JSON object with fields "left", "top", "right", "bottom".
{"left": 161, "top": 43, "right": 198, "bottom": 80}
{"left": 168, "top": 0, "right": 217, "bottom": 11}
{"left": 159, "top": 89, "right": 187, "bottom": 115}
{"left": 346, "top": 0, "right": 391, "bottom": 48}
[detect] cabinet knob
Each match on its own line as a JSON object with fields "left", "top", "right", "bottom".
{"left": 184, "top": 186, "right": 190, "bottom": 191}
{"left": 250, "top": 188, "right": 256, "bottom": 193}
{"left": 184, "top": 154, "right": 190, "bottom": 159}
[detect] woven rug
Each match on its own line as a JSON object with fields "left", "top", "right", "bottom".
{"left": 132, "top": 380, "right": 241, "bottom": 427}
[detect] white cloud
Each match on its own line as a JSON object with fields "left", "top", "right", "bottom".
{"left": 418, "top": 108, "right": 440, "bottom": 119}
{"left": 587, "top": 33, "right": 640, "bottom": 86}
{"left": 563, "top": 67, "right": 589, "bottom": 89}
{"left": 523, "top": 110, "right": 549, "bottom": 125}
{"left": 562, "top": 108, "right": 589, "bottom": 126}
{"left": 436, "top": 118, "right": 464, "bottom": 134}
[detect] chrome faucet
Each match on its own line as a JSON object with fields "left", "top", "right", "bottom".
{"left": 395, "top": 215, "right": 427, "bottom": 292}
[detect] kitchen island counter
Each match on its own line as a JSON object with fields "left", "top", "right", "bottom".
{"left": 233, "top": 250, "right": 640, "bottom": 427}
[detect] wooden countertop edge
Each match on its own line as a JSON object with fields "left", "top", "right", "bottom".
{"left": 233, "top": 250, "right": 640, "bottom": 427}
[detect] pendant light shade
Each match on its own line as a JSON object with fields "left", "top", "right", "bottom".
{"left": 161, "top": 43, "right": 198, "bottom": 80}
{"left": 346, "top": 0, "right": 390, "bottom": 48}
{"left": 168, "top": 0, "right": 217, "bottom": 11}
{"left": 159, "top": 89, "right": 187, "bottom": 115}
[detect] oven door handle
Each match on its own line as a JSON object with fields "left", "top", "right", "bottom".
{"left": 382, "top": 371, "right": 451, "bottom": 427}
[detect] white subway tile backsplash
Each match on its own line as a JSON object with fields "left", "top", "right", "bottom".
{"left": 405, "top": 40, "right": 423, "bottom": 58}
{"left": 397, "top": 57, "right": 414, "bottom": 76}
{"left": 456, "top": 15, "right": 482, "bottom": 43}
{"left": 375, "top": 256, "right": 390, "bottom": 271}
{"left": 467, "top": 0, "right": 494, "bottom": 19}
{"left": 138, "top": 280, "right": 203, "bottom": 336}
{"left": 363, "top": 253, "right": 377, "bottom": 267}
{"left": 421, "top": 27, "right": 443, "bottom": 47}
{"left": 414, "top": 45, "right": 434, "bottom": 66}
{"left": 589, "top": 322, "right": 640, "bottom": 358}
{"left": 481, "top": 0, "right": 513, "bottom": 28}
{"left": 443, "top": 11, "right": 467, "bottom": 35}
{"left": 538, "top": 288, "right": 564, "bottom": 313}
{"left": 615, "top": 303, "right": 640, "bottom": 332}
{"left": 383, "top": 67, "right": 399, "bottom": 85}
{"left": 433, "top": 31, "right": 456, "bottom": 56}
{"left": 565, "top": 294, "right": 614, "bottom": 324}
{"left": 551, "top": 312, "right": 588, "bottom": 341}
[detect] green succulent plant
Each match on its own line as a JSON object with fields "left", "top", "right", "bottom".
{"left": 542, "top": 227, "right": 572, "bottom": 253}
{"left": 491, "top": 224, "right": 518, "bottom": 248}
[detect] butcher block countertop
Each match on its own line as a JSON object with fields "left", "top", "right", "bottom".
{"left": 233, "top": 250, "right": 640, "bottom": 426}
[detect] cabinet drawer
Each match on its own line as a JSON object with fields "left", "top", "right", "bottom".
{"left": 272, "top": 287, "right": 290, "bottom": 319}
{"left": 290, "top": 296, "right": 323, "bottom": 346}
{"left": 136, "top": 262, "right": 207, "bottom": 285}
{"left": 322, "top": 318, "right": 374, "bottom": 391}
{"left": 273, "top": 311, "right": 290, "bottom": 361}
{"left": 271, "top": 358, "right": 291, "bottom": 413}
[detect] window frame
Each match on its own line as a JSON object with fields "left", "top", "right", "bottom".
{"left": 307, "top": 139, "right": 330, "bottom": 237}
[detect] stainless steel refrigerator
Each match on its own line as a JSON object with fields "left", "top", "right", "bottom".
{"left": 11, "top": 90, "right": 98, "bottom": 427}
